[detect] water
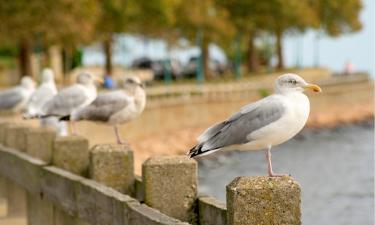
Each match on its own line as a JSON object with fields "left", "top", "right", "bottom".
{"left": 197, "top": 121, "right": 374, "bottom": 225}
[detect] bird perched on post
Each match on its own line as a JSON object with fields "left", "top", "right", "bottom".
{"left": 24, "top": 68, "right": 57, "bottom": 118}
{"left": 188, "top": 74, "right": 322, "bottom": 177}
{"left": 0, "top": 76, "right": 35, "bottom": 112}
{"left": 70, "top": 76, "right": 146, "bottom": 144}
{"left": 41, "top": 72, "right": 102, "bottom": 134}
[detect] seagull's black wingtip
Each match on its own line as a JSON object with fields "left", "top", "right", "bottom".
{"left": 187, "top": 144, "right": 203, "bottom": 158}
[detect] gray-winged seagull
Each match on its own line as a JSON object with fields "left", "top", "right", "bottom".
{"left": 41, "top": 72, "right": 102, "bottom": 134}
{"left": 188, "top": 73, "right": 322, "bottom": 177}
{"left": 70, "top": 76, "right": 146, "bottom": 144}
{"left": 0, "top": 76, "right": 35, "bottom": 112}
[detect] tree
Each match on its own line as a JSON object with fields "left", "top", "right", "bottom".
{"left": 0, "top": 0, "right": 98, "bottom": 77}
{"left": 173, "top": 0, "right": 234, "bottom": 79}
{"left": 313, "top": 0, "right": 362, "bottom": 36}
{"left": 219, "top": 1, "right": 272, "bottom": 73}
{"left": 265, "top": 0, "right": 318, "bottom": 69}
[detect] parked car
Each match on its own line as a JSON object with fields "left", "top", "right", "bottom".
{"left": 181, "top": 57, "right": 227, "bottom": 78}
{"left": 131, "top": 57, "right": 182, "bottom": 80}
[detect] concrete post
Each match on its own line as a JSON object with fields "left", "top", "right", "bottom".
{"left": 52, "top": 135, "right": 90, "bottom": 225}
{"left": 226, "top": 176, "right": 301, "bottom": 225}
{"left": 0, "top": 176, "right": 7, "bottom": 216}
{"left": 90, "top": 144, "right": 135, "bottom": 195}
{"left": 5, "top": 124, "right": 30, "bottom": 151}
{"left": 142, "top": 156, "right": 197, "bottom": 223}
{"left": 53, "top": 136, "right": 90, "bottom": 176}
{"left": 26, "top": 127, "right": 56, "bottom": 225}
{"left": 4, "top": 125, "right": 29, "bottom": 217}
{"left": 6, "top": 179, "right": 27, "bottom": 217}
{"left": 26, "top": 127, "right": 56, "bottom": 163}
{"left": 0, "top": 121, "right": 10, "bottom": 145}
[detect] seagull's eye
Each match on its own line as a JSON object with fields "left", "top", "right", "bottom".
{"left": 292, "top": 80, "right": 297, "bottom": 84}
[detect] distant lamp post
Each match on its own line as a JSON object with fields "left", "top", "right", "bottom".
{"left": 295, "top": 33, "right": 303, "bottom": 69}
{"left": 266, "top": 35, "right": 273, "bottom": 73}
{"left": 196, "top": 29, "right": 204, "bottom": 84}
{"left": 163, "top": 59, "right": 172, "bottom": 84}
{"left": 314, "top": 31, "right": 321, "bottom": 67}
{"left": 234, "top": 34, "right": 242, "bottom": 80}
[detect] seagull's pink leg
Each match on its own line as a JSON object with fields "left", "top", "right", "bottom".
{"left": 70, "top": 121, "right": 78, "bottom": 135}
{"left": 265, "top": 145, "right": 289, "bottom": 177}
{"left": 114, "top": 125, "right": 128, "bottom": 145}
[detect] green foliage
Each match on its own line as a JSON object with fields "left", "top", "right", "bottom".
{"left": 0, "top": 0, "right": 99, "bottom": 46}
{"left": 313, "top": 0, "right": 362, "bottom": 36}
{"left": 258, "top": 88, "right": 271, "bottom": 97}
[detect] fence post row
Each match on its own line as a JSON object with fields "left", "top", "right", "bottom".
{"left": 0, "top": 121, "right": 302, "bottom": 225}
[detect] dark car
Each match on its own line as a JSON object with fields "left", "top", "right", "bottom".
{"left": 131, "top": 57, "right": 181, "bottom": 80}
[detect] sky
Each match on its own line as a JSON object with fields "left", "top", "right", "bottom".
{"left": 284, "top": 0, "right": 374, "bottom": 76}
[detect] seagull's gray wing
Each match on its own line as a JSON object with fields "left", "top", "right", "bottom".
{"left": 0, "top": 87, "right": 24, "bottom": 110}
{"left": 74, "top": 91, "right": 132, "bottom": 122}
{"left": 190, "top": 96, "right": 286, "bottom": 157}
{"left": 43, "top": 85, "right": 87, "bottom": 116}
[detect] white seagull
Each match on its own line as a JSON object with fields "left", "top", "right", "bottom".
{"left": 188, "top": 74, "right": 322, "bottom": 177}
{"left": 71, "top": 76, "right": 146, "bottom": 144}
{"left": 0, "top": 76, "right": 35, "bottom": 112}
{"left": 25, "top": 68, "right": 57, "bottom": 118}
{"left": 41, "top": 72, "right": 102, "bottom": 134}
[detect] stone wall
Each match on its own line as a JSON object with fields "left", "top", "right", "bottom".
{"left": 0, "top": 122, "right": 301, "bottom": 225}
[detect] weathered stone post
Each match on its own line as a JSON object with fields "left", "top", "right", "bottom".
{"left": 5, "top": 124, "right": 30, "bottom": 152}
{"left": 0, "top": 122, "right": 9, "bottom": 203}
{"left": 0, "top": 121, "right": 10, "bottom": 144}
{"left": 53, "top": 136, "right": 90, "bottom": 225}
{"left": 90, "top": 144, "right": 135, "bottom": 195}
{"left": 53, "top": 136, "right": 90, "bottom": 176}
{"left": 226, "top": 176, "right": 301, "bottom": 225}
{"left": 142, "top": 156, "right": 197, "bottom": 223}
{"left": 27, "top": 127, "right": 56, "bottom": 163}
{"left": 4, "top": 124, "right": 30, "bottom": 217}
{"left": 26, "top": 127, "right": 57, "bottom": 225}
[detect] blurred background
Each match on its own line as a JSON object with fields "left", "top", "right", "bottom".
{"left": 0, "top": 0, "right": 373, "bottom": 224}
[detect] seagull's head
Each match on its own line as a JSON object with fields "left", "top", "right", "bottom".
{"left": 124, "top": 76, "right": 145, "bottom": 89}
{"left": 275, "top": 73, "right": 322, "bottom": 94}
{"left": 42, "top": 68, "right": 55, "bottom": 83}
{"left": 76, "top": 72, "right": 103, "bottom": 86}
{"left": 21, "top": 76, "right": 36, "bottom": 90}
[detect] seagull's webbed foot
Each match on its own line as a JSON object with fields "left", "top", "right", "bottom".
{"left": 117, "top": 139, "right": 129, "bottom": 146}
{"left": 268, "top": 172, "right": 290, "bottom": 177}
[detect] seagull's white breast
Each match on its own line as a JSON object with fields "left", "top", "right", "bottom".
{"left": 236, "top": 92, "right": 310, "bottom": 151}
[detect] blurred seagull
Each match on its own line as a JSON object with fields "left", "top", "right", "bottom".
{"left": 188, "top": 74, "right": 322, "bottom": 177}
{"left": 41, "top": 72, "right": 102, "bottom": 134}
{"left": 0, "top": 76, "right": 35, "bottom": 112}
{"left": 24, "top": 68, "right": 57, "bottom": 118}
{"left": 70, "top": 76, "right": 146, "bottom": 144}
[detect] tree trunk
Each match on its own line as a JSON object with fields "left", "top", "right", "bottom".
{"left": 247, "top": 32, "right": 258, "bottom": 73}
{"left": 276, "top": 30, "right": 284, "bottom": 70}
{"left": 103, "top": 36, "right": 113, "bottom": 76}
{"left": 18, "top": 39, "right": 32, "bottom": 77}
{"left": 202, "top": 35, "right": 210, "bottom": 79}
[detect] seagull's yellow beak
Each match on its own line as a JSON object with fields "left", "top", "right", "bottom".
{"left": 304, "top": 83, "right": 322, "bottom": 93}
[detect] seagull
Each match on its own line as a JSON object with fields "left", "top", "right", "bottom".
{"left": 0, "top": 76, "right": 35, "bottom": 112}
{"left": 25, "top": 68, "right": 57, "bottom": 118}
{"left": 70, "top": 76, "right": 146, "bottom": 144}
{"left": 41, "top": 72, "right": 102, "bottom": 134}
{"left": 23, "top": 68, "right": 68, "bottom": 135}
{"left": 188, "top": 73, "right": 322, "bottom": 177}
